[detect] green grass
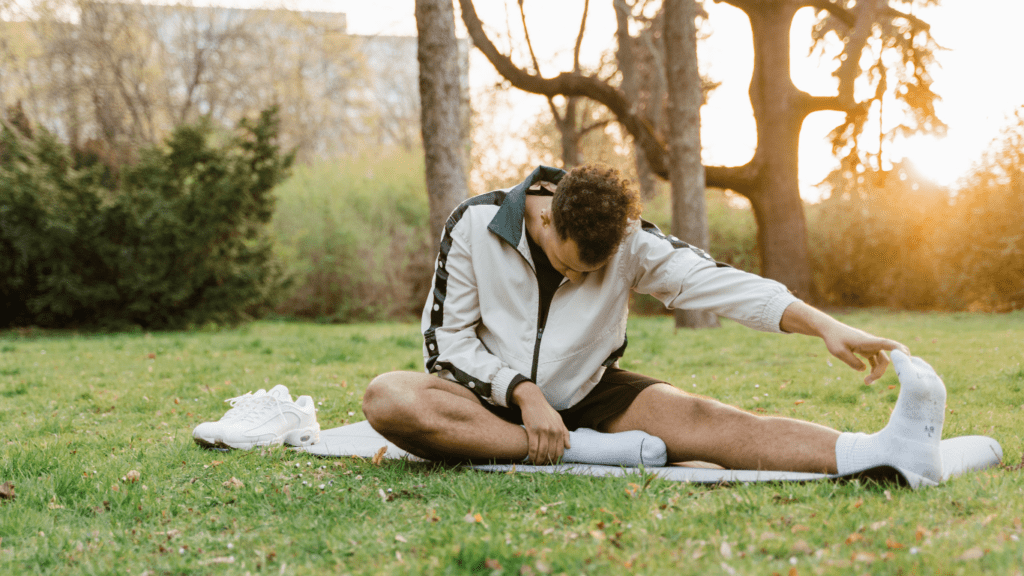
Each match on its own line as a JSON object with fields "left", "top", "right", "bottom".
{"left": 1, "top": 312, "right": 1022, "bottom": 575}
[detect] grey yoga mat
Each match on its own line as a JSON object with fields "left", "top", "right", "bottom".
{"left": 298, "top": 420, "right": 1003, "bottom": 489}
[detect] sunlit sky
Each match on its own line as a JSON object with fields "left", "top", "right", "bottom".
{"left": 260, "top": 0, "right": 1021, "bottom": 196}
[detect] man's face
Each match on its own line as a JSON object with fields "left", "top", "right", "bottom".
{"left": 540, "top": 230, "right": 608, "bottom": 284}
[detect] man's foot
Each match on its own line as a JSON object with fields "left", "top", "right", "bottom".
{"left": 556, "top": 428, "right": 667, "bottom": 467}
{"left": 193, "top": 385, "right": 321, "bottom": 450}
{"left": 835, "top": 350, "right": 946, "bottom": 487}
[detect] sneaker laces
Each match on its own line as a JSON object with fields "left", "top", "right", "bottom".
{"left": 233, "top": 395, "right": 288, "bottom": 427}
{"left": 220, "top": 391, "right": 265, "bottom": 423}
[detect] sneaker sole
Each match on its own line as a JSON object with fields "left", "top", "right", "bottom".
{"left": 192, "top": 425, "right": 320, "bottom": 450}
{"left": 284, "top": 425, "right": 320, "bottom": 447}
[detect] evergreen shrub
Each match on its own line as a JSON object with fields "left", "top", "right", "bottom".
{"left": 0, "top": 107, "right": 293, "bottom": 329}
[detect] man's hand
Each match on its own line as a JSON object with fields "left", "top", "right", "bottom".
{"left": 781, "top": 302, "right": 911, "bottom": 385}
{"left": 512, "top": 382, "right": 571, "bottom": 464}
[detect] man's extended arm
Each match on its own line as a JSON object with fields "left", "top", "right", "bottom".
{"left": 780, "top": 301, "right": 911, "bottom": 385}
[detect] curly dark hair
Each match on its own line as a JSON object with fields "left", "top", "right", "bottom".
{"left": 551, "top": 163, "right": 643, "bottom": 266}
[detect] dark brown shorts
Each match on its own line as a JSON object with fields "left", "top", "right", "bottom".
{"left": 478, "top": 368, "right": 663, "bottom": 431}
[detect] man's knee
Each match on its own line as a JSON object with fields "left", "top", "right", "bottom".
{"left": 362, "top": 373, "right": 401, "bottom": 422}
{"left": 362, "top": 372, "right": 414, "bottom": 429}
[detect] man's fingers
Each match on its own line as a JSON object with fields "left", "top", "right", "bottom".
{"left": 871, "top": 338, "right": 910, "bottom": 357}
{"left": 527, "top": 426, "right": 565, "bottom": 464}
{"left": 527, "top": 429, "right": 540, "bottom": 464}
{"left": 864, "top": 350, "right": 889, "bottom": 385}
{"left": 832, "top": 346, "right": 866, "bottom": 371}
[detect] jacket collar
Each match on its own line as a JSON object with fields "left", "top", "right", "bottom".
{"left": 487, "top": 165, "right": 567, "bottom": 247}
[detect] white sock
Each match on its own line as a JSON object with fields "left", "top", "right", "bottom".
{"left": 560, "top": 428, "right": 667, "bottom": 467}
{"left": 835, "top": 350, "right": 945, "bottom": 485}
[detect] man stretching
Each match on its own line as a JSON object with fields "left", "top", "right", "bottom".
{"left": 362, "top": 164, "right": 946, "bottom": 487}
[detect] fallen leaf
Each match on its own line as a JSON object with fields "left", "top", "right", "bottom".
{"left": 870, "top": 520, "right": 887, "bottom": 531}
{"left": 0, "top": 482, "right": 14, "bottom": 501}
{"left": 125, "top": 470, "right": 141, "bottom": 483}
{"left": 852, "top": 498, "right": 863, "bottom": 509}
{"left": 222, "top": 477, "right": 244, "bottom": 489}
{"left": 198, "top": 556, "right": 235, "bottom": 566}
{"left": 886, "top": 538, "right": 904, "bottom": 550}
{"left": 484, "top": 559, "right": 502, "bottom": 570}
{"left": 790, "top": 524, "right": 810, "bottom": 534}
{"left": 47, "top": 496, "right": 64, "bottom": 510}
{"left": 794, "top": 400, "right": 804, "bottom": 405}
{"left": 590, "top": 530, "right": 606, "bottom": 541}
{"left": 845, "top": 533, "right": 864, "bottom": 545}
{"left": 957, "top": 547, "right": 984, "bottom": 561}
{"left": 395, "top": 534, "right": 407, "bottom": 543}
{"left": 791, "top": 540, "right": 813, "bottom": 555}
{"left": 851, "top": 551, "right": 877, "bottom": 563}
{"left": 372, "top": 445, "right": 387, "bottom": 466}
{"left": 209, "top": 460, "right": 223, "bottom": 467}
{"left": 719, "top": 541, "right": 732, "bottom": 559}
{"left": 474, "top": 513, "right": 483, "bottom": 524}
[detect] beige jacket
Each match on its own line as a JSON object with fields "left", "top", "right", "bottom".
{"left": 422, "top": 166, "right": 799, "bottom": 410}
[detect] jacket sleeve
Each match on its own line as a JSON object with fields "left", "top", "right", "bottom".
{"left": 422, "top": 217, "right": 531, "bottom": 408}
{"left": 627, "top": 225, "right": 799, "bottom": 333}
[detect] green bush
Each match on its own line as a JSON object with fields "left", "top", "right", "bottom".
{"left": 0, "top": 108, "right": 293, "bottom": 329}
{"left": 270, "top": 149, "right": 433, "bottom": 322}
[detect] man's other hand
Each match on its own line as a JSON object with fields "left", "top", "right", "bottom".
{"left": 512, "top": 382, "right": 571, "bottom": 464}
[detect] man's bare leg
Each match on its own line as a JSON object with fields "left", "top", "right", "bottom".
{"left": 602, "top": 384, "right": 840, "bottom": 473}
{"left": 362, "top": 371, "right": 530, "bottom": 462}
{"left": 363, "top": 371, "right": 668, "bottom": 466}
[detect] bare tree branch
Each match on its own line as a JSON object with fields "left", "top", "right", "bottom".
{"left": 705, "top": 162, "right": 759, "bottom": 195}
{"left": 834, "top": 0, "right": 881, "bottom": 106}
{"left": 801, "top": 0, "right": 855, "bottom": 27}
{"left": 516, "top": 0, "right": 563, "bottom": 125}
{"left": 573, "top": 0, "right": 589, "bottom": 72}
{"left": 459, "top": 0, "right": 670, "bottom": 177}
{"left": 516, "top": 0, "right": 543, "bottom": 74}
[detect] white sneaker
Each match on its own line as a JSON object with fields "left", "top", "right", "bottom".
{"left": 193, "top": 386, "right": 282, "bottom": 448}
{"left": 193, "top": 385, "right": 320, "bottom": 450}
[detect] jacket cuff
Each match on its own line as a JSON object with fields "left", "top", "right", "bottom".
{"left": 766, "top": 291, "right": 801, "bottom": 333}
{"left": 490, "top": 368, "right": 530, "bottom": 408}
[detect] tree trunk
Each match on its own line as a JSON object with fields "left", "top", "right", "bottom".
{"left": 416, "top": 0, "right": 470, "bottom": 253}
{"left": 664, "top": 0, "right": 719, "bottom": 330}
{"left": 559, "top": 97, "right": 581, "bottom": 169}
{"left": 743, "top": 2, "right": 812, "bottom": 299}
{"left": 614, "top": 1, "right": 658, "bottom": 200}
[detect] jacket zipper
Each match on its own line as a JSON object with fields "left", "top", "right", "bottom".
{"left": 530, "top": 280, "right": 564, "bottom": 382}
